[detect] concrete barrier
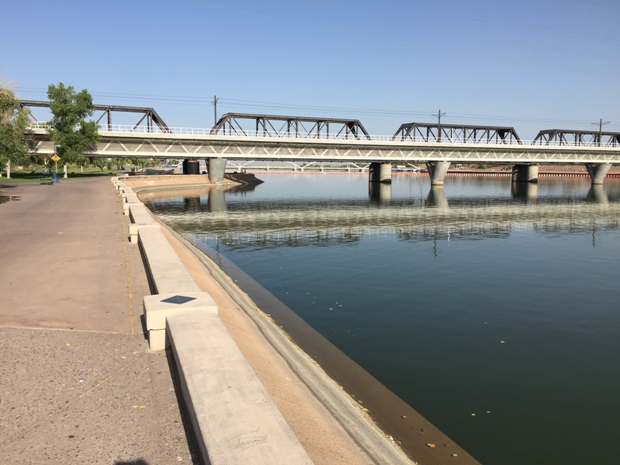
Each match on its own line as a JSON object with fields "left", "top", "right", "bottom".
{"left": 128, "top": 203, "right": 158, "bottom": 244}
{"left": 121, "top": 188, "right": 141, "bottom": 215}
{"left": 129, "top": 185, "right": 318, "bottom": 464}
{"left": 138, "top": 227, "right": 201, "bottom": 295}
{"left": 143, "top": 292, "right": 217, "bottom": 351}
{"left": 167, "top": 310, "right": 315, "bottom": 465}
{"left": 124, "top": 192, "right": 140, "bottom": 204}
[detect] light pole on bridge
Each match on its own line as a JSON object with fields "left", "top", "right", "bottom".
{"left": 591, "top": 118, "right": 610, "bottom": 147}
{"left": 212, "top": 95, "right": 219, "bottom": 126}
{"left": 433, "top": 109, "right": 447, "bottom": 142}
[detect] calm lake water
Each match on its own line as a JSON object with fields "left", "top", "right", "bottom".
{"left": 144, "top": 174, "right": 620, "bottom": 465}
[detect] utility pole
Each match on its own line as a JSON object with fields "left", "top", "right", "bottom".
{"left": 591, "top": 118, "right": 610, "bottom": 147}
{"left": 432, "top": 109, "right": 447, "bottom": 142}
{"left": 212, "top": 95, "right": 219, "bottom": 127}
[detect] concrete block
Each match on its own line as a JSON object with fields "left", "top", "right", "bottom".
{"left": 123, "top": 200, "right": 142, "bottom": 216}
{"left": 129, "top": 203, "right": 157, "bottom": 243}
{"left": 144, "top": 292, "right": 217, "bottom": 351}
{"left": 144, "top": 292, "right": 218, "bottom": 333}
{"left": 138, "top": 227, "right": 200, "bottom": 294}
{"left": 129, "top": 223, "right": 159, "bottom": 244}
{"left": 148, "top": 328, "right": 166, "bottom": 351}
{"left": 124, "top": 193, "right": 140, "bottom": 204}
{"left": 129, "top": 203, "right": 154, "bottom": 224}
{"left": 167, "top": 311, "right": 314, "bottom": 465}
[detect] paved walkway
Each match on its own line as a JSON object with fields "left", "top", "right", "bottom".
{"left": 0, "top": 178, "right": 198, "bottom": 464}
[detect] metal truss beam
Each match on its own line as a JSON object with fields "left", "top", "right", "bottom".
{"left": 533, "top": 129, "right": 620, "bottom": 147}
{"left": 393, "top": 123, "right": 521, "bottom": 144}
{"left": 19, "top": 100, "right": 171, "bottom": 133}
{"left": 211, "top": 113, "right": 371, "bottom": 140}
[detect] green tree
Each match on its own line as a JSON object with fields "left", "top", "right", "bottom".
{"left": 47, "top": 83, "right": 100, "bottom": 178}
{"left": 0, "top": 86, "right": 30, "bottom": 178}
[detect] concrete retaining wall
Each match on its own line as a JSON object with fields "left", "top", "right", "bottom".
{"left": 112, "top": 176, "right": 316, "bottom": 465}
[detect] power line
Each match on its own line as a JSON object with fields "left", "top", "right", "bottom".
{"left": 15, "top": 87, "right": 619, "bottom": 130}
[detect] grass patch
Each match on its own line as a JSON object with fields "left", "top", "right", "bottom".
{"left": 0, "top": 168, "right": 118, "bottom": 184}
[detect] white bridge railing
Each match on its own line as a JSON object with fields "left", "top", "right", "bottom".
{"left": 27, "top": 123, "right": 618, "bottom": 148}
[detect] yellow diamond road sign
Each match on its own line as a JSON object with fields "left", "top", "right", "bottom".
{"left": 51, "top": 155, "right": 60, "bottom": 162}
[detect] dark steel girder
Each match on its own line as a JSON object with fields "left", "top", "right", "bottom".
{"left": 19, "top": 100, "right": 171, "bottom": 133}
{"left": 533, "top": 129, "right": 620, "bottom": 147}
{"left": 211, "top": 113, "right": 372, "bottom": 140}
{"left": 393, "top": 123, "right": 522, "bottom": 144}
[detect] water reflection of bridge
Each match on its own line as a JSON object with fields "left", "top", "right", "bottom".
{"left": 146, "top": 186, "right": 620, "bottom": 249}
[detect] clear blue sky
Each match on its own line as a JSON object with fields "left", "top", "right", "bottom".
{"left": 2, "top": 0, "right": 619, "bottom": 139}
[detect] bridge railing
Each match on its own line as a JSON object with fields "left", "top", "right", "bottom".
{"left": 27, "top": 123, "right": 616, "bottom": 147}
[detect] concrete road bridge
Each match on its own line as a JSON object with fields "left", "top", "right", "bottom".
{"left": 21, "top": 101, "right": 620, "bottom": 186}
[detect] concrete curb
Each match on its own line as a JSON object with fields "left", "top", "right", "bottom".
{"left": 168, "top": 310, "right": 314, "bottom": 465}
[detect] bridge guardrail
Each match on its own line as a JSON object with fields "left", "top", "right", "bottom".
{"left": 27, "top": 123, "right": 617, "bottom": 147}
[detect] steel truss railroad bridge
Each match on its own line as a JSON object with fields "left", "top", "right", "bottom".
{"left": 21, "top": 101, "right": 620, "bottom": 186}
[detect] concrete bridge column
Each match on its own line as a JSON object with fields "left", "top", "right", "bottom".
{"left": 585, "top": 163, "right": 611, "bottom": 185}
{"left": 426, "top": 161, "right": 451, "bottom": 186}
{"left": 511, "top": 182, "right": 538, "bottom": 201}
{"left": 369, "top": 162, "right": 392, "bottom": 183}
{"left": 207, "top": 158, "right": 227, "bottom": 183}
{"left": 512, "top": 164, "right": 539, "bottom": 183}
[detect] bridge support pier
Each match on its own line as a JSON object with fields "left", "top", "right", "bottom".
{"left": 426, "top": 161, "right": 451, "bottom": 186}
{"left": 511, "top": 182, "right": 538, "bottom": 201}
{"left": 585, "top": 163, "right": 611, "bottom": 185}
{"left": 512, "top": 164, "right": 538, "bottom": 183}
{"left": 207, "top": 158, "right": 227, "bottom": 183}
{"left": 369, "top": 162, "right": 392, "bottom": 183}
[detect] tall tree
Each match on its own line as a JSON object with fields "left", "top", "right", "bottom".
{"left": 0, "top": 85, "right": 30, "bottom": 178}
{"left": 47, "top": 83, "right": 100, "bottom": 177}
